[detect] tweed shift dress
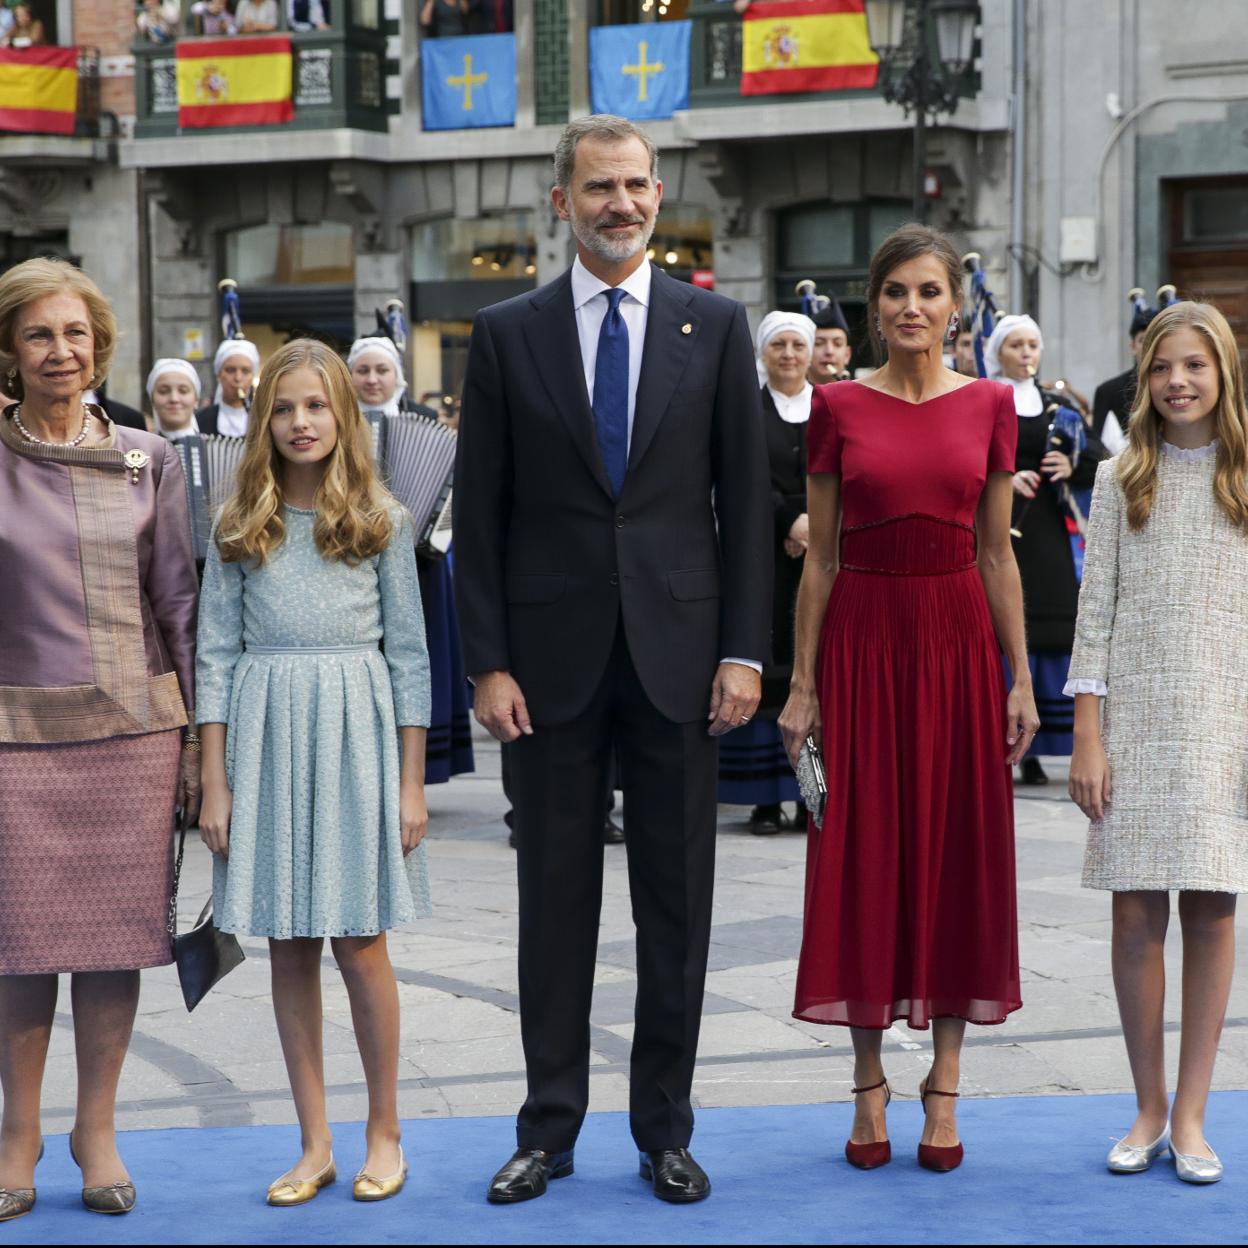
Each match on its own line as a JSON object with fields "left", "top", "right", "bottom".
{"left": 1070, "top": 444, "right": 1248, "bottom": 892}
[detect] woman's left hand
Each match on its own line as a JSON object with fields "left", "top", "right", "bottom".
{"left": 400, "top": 779, "right": 429, "bottom": 856}
{"left": 1005, "top": 681, "right": 1041, "bottom": 765}
{"left": 178, "top": 748, "right": 202, "bottom": 824}
{"left": 1041, "top": 450, "right": 1073, "bottom": 481}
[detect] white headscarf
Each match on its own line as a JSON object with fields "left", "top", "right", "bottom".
{"left": 984, "top": 314, "right": 1045, "bottom": 417}
{"left": 755, "top": 311, "right": 817, "bottom": 386}
{"left": 146, "top": 358, "right": 203, "bottom": 438}
{"left": 347, "top": 336, "right": 408, "bottom": 418}
{"left": 212, "top": 339, "right": 261, "bottom": 408}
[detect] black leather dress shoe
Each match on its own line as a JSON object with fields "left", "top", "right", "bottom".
{"left": 749, "top": 803, "right": 783, "bottom": 836}
{"left": 486, "top": 1148, "right": 574, "bottom": 1204}
{"left": 603, "top": 814, "right": 626, "bottom": 844}
{"left": 639, "top": 1149, "right": 711, "bottom": 1203}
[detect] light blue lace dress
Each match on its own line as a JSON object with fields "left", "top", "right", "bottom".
{"left": 196, "top": 506, "right": 432, "bottom": 938}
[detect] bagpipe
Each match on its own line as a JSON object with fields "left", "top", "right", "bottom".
{"left": 961, "top": 254, "right": 1088, "bottom": 540}
{"left": 217, "top": 277, "right": 253, "bottom": 413}
{"left": 795, "top": 278, "right": 832, "bottom": 319}
{"left": 1128, "top": 283, "right": 1179, "bottom": 335}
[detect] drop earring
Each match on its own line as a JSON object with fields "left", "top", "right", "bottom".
{"left": 947, "top": 314, "right": 960, "bottom": 341}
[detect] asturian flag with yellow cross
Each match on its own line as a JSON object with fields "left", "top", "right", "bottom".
{"left": 590, "top": 21, "right": 691, "bottom": 121}
{"left": 422, "top": 33, "right": 516, "bottom": 131}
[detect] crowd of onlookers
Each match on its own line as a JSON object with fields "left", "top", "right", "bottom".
{"left": 0, "top": 3, "right": 48, "bottom": 47}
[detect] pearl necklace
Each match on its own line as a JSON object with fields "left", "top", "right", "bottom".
{"left": 10, "top": 403, "right": 92, "bottom": 448}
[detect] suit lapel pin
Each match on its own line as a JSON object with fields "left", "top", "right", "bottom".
{"left": 681, "top": 323, "right": 693, "bottom": 335}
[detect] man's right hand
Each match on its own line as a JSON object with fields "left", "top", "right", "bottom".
{"left": 473, "top": 671, "right": 534, "bottom": 743}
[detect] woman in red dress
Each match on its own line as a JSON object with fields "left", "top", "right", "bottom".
{"left": 780, "top": 225, "right": 1039, "bottom": 1173}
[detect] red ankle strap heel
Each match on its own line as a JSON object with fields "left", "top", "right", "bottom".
{"left": 917, "top": 1078, "right": 963, "bottom": 1172}
{"left": 845, "top": 1079, "right": 892, "bottom": 1170}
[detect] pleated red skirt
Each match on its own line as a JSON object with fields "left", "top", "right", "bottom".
{"left": 794, "top": 515, "right": 1021, "bottom": 1030}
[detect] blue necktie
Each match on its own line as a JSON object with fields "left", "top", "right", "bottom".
{"left": 592, "top": 287, "right": 629, "bottom": 496}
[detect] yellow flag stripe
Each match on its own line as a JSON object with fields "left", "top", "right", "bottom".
{"left": 0, "top": 62, "right": 76, "bottom": 113}
{"left": 176, "top": 52, "right": 292, "bottom": 107}
{"left": 742, "top": 12, "right": 878, "bottom": 73}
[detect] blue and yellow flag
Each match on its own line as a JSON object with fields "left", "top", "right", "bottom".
{"left": 589, "top": 21, "right": 691, "bottom": 121}
{"left": 422, "top": 33, "right": 515, "bottom": 131}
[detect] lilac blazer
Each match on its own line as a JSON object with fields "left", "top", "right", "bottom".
{"left": 0, "top": 409, "right": 198, "bottom": 744}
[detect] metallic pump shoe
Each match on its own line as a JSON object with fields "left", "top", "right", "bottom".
{"left": 1173, "top": 1144, "right": 1223, "bottom": 1184}
{"left": 266, "top": 1155, "right": 336, "bottom": 1207}
{"left": 1106, "top": 1124, "right": 1170, "bottom": 1173}
{"left": 0, "top": 1141, "right": 43, "bottom": 1223}
{"left": 353, "top": 1147, "right": 408, "bottom": 1202}
{"left": 69, "top": 1134, "right": 135, "bottom": 1215}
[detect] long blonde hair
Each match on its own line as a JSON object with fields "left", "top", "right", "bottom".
{"left": 215, "top": 339, "right": 396, "bottom": 565}
{"left": 1118, "top": 301, "right": 1248, "bottom": 532}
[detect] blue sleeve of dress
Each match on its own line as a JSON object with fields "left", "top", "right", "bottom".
{"left": 195, "top": 537, "right": 245, "bottom": 725}
{"left": 379, "top": 512, "right": 432, "bottom": 728}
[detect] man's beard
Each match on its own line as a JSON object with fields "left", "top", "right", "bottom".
{"left": 570, "top": 205, "right": 656, "bottom": 263}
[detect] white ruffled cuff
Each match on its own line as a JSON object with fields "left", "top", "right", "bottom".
{"left": 1063, "top": 677, "right": 1107, "bottom": 697}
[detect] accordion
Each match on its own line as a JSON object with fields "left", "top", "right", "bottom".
{"left": 173, "top": 414, "right": 456, "bottom": 563}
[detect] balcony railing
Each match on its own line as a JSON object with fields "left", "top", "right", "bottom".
{"left": 133, "top": 31, "right": 388, "bottom": 140}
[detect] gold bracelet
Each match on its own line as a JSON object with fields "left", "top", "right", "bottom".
{"left": 182, "top": 732, "right": 202, "bottom": 753}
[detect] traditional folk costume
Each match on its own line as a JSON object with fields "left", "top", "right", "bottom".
{"left": 717, "top": 312, "right": 815, "bottom": 815}
{"left": 147, "top": 357, "right": 203, "bottom": 442}
{"left": 349, "top": 336, "right": 474, "bottom": 785}
{"left": 197, "top": 339, "right": 261, "bottom": 438}
{"left": 986, "top": 316, "right": 1104, "bottom": 763}
{"left": 0, "top": 411, "right": 197, "bottom": 974}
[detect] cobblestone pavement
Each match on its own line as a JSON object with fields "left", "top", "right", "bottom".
{"left": 36, "top": 734, "right": 1248, "bottom": 1136}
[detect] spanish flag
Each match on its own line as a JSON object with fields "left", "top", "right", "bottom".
{"left": 176, "top": 36, "right": 294, "bottom": 129}
{"left": 740, "top": 0, "right": 879, "bottom": 97}
{"left": 0, "top": 47, "right": 77, "bottom": 136}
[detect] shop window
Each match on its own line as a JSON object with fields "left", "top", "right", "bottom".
{"left": 596, "top": 0, "right": 690, "bottom": 22}
{"left": 1182, "top": 183, "right": 1248, "bottom": 246}
{"left": 645, "top": 203, "right": 712, "bottom": 283}
{"left": 226, "top": 222, "right": 355, "bottom": 287}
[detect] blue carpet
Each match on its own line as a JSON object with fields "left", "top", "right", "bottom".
{"left": 10, "top": 1093, "right": 1248, "bottom": 1245}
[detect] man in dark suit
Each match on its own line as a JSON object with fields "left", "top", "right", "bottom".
{"left": 454, "top": 115, "right": 771, "bottom": 1206}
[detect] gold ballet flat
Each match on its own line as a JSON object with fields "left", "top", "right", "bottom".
{"left": 353, "top": 1147, "right": 407, "bottom": 1202}
{"left": 266, "top": 1155, "right": 336, "bottom": 1207}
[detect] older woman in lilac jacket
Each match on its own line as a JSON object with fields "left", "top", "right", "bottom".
{"left": 0, "top": 259, "right": 198, "bottom": 1223}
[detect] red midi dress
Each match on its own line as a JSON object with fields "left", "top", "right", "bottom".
{"left": 793, "top": 379, "right": 1023, "bottom": 1030}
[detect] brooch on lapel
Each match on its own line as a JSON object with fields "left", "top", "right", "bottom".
{"left": 123, "top": 448, "right": 151, "bottom": 485}
{"left": 681, "top": 323, "right": 693, "bottom": 335}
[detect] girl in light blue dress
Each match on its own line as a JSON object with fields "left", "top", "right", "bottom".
{"left": 197, "top": 339, "right": 430, "bottom": 1207}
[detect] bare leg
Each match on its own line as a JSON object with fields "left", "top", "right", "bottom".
{"left": 331, "top": 934, "right": 402, "bottom": 1176}
{"left": 270, "top": 937, "right": 333, "bottom": 1177}
{"left": 69, "top": 971, "right": 140, "bottom": 1187}
{"left": 1170, "top": 891, "right": 1237, "bottom": 1159}
{"left": 921, "top": 1018, "right": 966, "bottom": 1148}
{"left": 0, "top": 975, "right": 57, "bottom": 1188}
{"left": 1111, "top": 890, "right": 1171, "bottom": 1146}
{"left": 847, "top": 1027, "right": 888, "bottom": 1144}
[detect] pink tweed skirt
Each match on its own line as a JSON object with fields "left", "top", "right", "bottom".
{"left": 0, "top": 730, "right": 180, "bottom": 975}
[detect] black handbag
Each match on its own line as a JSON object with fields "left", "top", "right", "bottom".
{"left": 168, "top": 810, "right": 245, "bottom": 1012}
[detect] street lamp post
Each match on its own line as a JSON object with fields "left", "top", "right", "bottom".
{"left": 863, "top": 0, "right": 979, "bottom": 223}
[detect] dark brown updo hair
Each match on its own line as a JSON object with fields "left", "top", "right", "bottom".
{"left": 866, "top": 224, "right": 965, "bottom": 363}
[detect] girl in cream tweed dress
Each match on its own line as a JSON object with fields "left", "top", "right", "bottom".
{"left": 1067, "top": 302, "right": 1248, "bottom": 1184}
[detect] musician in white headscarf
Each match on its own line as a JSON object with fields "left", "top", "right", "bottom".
{"left": 718, "top": 310, "right": 817, "bottom": 835}
{"left": 197, "top": 339, "right": 261, "bottom": 437}
{"left": 146, "top": 358, "right": 202, "bottom": 441}
{"left": 347, "top": 333, "right": 474, "bottom": 787}
{"left": 985, "top": 313, "right": 1105, "bottom": 787}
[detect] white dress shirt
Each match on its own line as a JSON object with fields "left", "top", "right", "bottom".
{"left": 569, "top": 255, "right": 761, "bottom": 675}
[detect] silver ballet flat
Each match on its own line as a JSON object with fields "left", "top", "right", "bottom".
{"left": 1107, "top": 1124, "right": 1170, "bottom": 1173}
{"left": 1173, "top": 1144, "right": 1223, "bottom": 1184}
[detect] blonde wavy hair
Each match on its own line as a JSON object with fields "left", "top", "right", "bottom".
{"left": 215, "top": 339, "right": 396, "bottom": 565}
{"left": 1118, "top": 301, "right": 1248, "bottom": 532}
{"left": 0, "top": 257, "right": 117, "bottom": 399}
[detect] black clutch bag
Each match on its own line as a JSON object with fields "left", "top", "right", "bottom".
{"left": 168, "top": 810, "right": 245, "bottom": 1012}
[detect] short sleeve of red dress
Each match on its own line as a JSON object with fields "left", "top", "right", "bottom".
{"left": 987, "top": 383, "right": 1019, "bottom": 473}
{"left": 807, "top": 383, "right": 840, "bottom": 474}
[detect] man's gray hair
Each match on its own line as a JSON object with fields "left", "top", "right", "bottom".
{"left": 553, "top": 114, "right": 659, "bottom": 191}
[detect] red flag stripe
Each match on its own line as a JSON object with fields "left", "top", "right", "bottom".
{"left": 0, "top": 46, "right": 76, "bottom": 69}
{"left": 178, "top": 100, "right": 294, "bottom": 128}
{"left": 742, "top": 0, "right": 866, "bottom": 19}
{"left": 175, "top": 35, "right": 293, "bottom": 59}
{"left": 0, "top": 106, "right": 74, "bottom": 134}
{"left": 740, "top": 64, "right": 879, "bottom": 95}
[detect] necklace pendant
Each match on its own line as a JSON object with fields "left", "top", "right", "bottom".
{"left": 123, "top": 448, "right": 150, "bottom": 485}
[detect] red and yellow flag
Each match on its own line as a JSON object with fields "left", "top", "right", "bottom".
{"left": 176, "top": 36, "right": 293, "bottom": 129}
{"left": 740, "top": 0, "right": 879, "bottom": 97}
{"left": 0, "top": 47, "right": 77, "bottom": 136}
